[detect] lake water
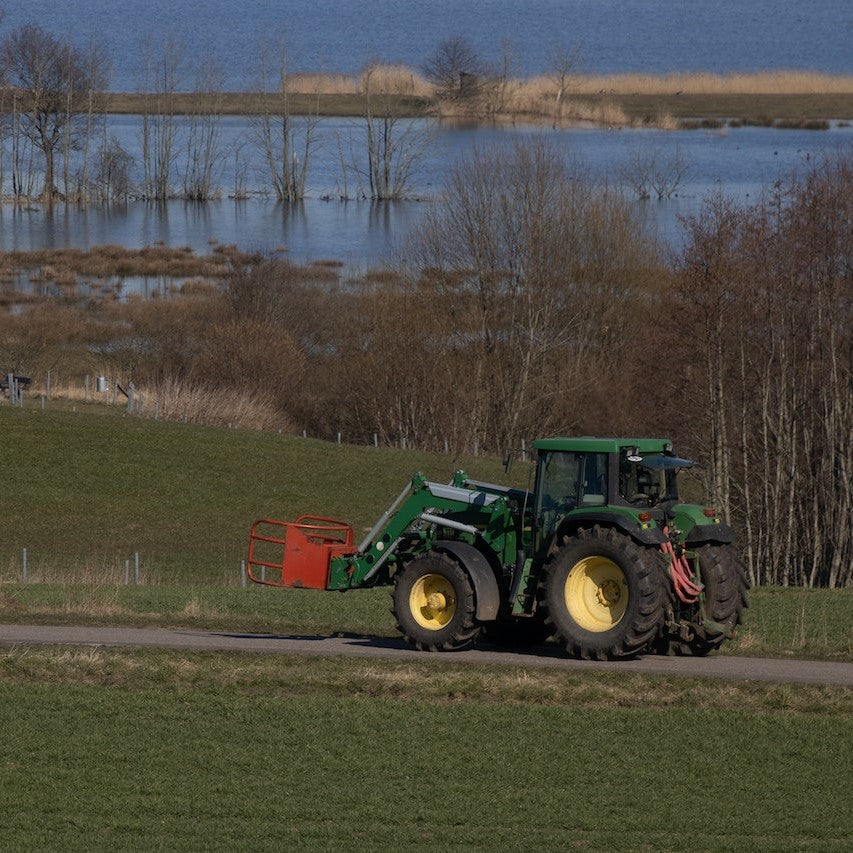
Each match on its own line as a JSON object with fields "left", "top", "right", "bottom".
{"left": 5, "top": 1, "right": 851, "bottom": 89}
{"left": 2, "top": 1, "right": 850, "bottom": 267}
{"left": 2, "top": 118, "right": 850, "bottom": 265}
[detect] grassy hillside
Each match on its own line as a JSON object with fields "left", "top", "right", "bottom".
{"left": 0, "top": 403, "right": 519, "bottom": 584}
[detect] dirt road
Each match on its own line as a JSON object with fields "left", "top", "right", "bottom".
{"left": 1, "top": 623, "right": 851, "bottom": 686}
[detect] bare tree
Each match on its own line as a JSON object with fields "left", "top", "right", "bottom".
{"left": 181, "top": 57, "right": 225, "bottom": 200}
{"left": 676, "top": 155, "right": 853, "bottom": 588}
{"left": 357, "top": 60, "right": 428, "bottom": 200}
{"left": 422, "top": 35, "right": 485, "bottom": 99}
{"left": 1, "top": 24, "right": 108, "bottom": 201}
{"left": 356, "top": 139, "right": 657, "bottom": 455}
{"left": 548, "top": 40, "right": 584, "bottom": 125}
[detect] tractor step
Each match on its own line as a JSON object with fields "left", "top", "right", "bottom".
{"left": 247, "top": 515, "right": 355, "bottom": 590}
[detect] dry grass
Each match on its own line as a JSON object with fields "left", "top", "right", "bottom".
{"left": 286, "top": 71, "right": 357, "bottom": 95}
{"left": 567, "top": 70, "right": 853, "bottom": 95}
{"left": 1, "top": 646, "right": 850, "bottom": 715}
{"left": 358, "top": 64, "right": 433, "bottom": 96}
{"left": 141, "top": 377, "right": 288, "bottom": 431}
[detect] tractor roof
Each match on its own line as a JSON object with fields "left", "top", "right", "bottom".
{"left": 532, "top": 437, "right": 672, "bottom": 454}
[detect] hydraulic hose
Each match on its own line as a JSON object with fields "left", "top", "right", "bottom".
{"left": 661, "top": 526, "right": 703, "bottom": 604}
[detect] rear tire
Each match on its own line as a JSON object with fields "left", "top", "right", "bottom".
{"left": 393, "top": 552, "right": 481, "bottom": 651}
{"left": 692, "top": 543, "right": 749, "bottom": 655}
{"left": 659, "top": 543, "right": 750, "bottom": 656}
{"left": 539, "top": 525, "right": 666, "bottom": 660}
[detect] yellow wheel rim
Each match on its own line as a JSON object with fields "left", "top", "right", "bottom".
{"left": 564, "top": 557, "right": 628, "bottom": 632}
{"left": 410, "top": 573, "right": 457, "bottom": 630}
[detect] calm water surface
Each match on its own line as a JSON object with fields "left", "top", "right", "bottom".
{"left": 2, "top": 122, "right": 849, "bottom": 264}
{"left": 5, "top": 1, "right": 851, "bottom": 88}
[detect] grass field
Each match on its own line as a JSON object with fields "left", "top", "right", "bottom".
{"left": 0, "top": 404, "right": 517, "bottom": 584}
{"left": 1, "top": 647, "right": 851, "bottom": 851}
{"left": 103, "top": 69, "right": 853, "bottom": 125}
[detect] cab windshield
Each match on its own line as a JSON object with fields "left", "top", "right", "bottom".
{"left": 536, "top": 451, "right": 608, "bottom": 540}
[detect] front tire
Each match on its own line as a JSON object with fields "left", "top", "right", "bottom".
{"left": 393, "top": 552, "right": 480, "bottom": 651}
{"left": 539, "top": 525, "right": 666, "bottom": 660}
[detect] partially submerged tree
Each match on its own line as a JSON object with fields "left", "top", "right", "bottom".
{"left": 252, "top": 36, "right": 319, "bottom": 202}
{"left": 358, "top": 60, "right": 428, "bottom": 199}
{"left": 1, "top": 23, "right": 108, "bottom": 201}
{"left": 138, "top": 34, "right": 183, "bottom": 200}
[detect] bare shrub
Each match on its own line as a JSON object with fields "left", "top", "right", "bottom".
{"left": 422, "top": 36, "right": 486, "bottom": 99}
{"left": 618, "top": 143, "right": 690, "bottom": 199}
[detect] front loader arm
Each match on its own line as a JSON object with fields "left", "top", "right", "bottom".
{"left": 327, "top": 473, "right": 505, "bottom": 589}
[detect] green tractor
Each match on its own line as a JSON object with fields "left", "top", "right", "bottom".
{"left": 248, "top": 437, "right": 749, "bottom": 658}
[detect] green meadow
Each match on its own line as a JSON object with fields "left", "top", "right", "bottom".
{"left": 1, "top": 404, "right": 851, "bottom": 850}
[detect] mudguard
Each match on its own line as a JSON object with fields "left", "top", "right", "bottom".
{"left": 684, "top": 523, "right": 736, "bottom": 546}
{"left": 433, "top": 540, "right": 501, "bottom": 621}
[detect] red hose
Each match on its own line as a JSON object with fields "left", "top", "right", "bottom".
{"left": 661, "top": 526, "right": 703, "bottom": 604}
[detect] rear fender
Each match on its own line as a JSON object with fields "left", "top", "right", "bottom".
{"left": 684, "top": 523, "right": 736, "bottom": 546}
{"left": 433, "top": 540, "right": 501, "bottom": 621}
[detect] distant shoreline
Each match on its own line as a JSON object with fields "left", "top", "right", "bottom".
{"left": 104, "top": 91, "right": 853, "bottom": 122}
{"left": 4, "top": 69, "right": 850, "bottom": 127}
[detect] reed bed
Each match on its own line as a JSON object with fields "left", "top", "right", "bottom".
{"left": 140, "top": 377, "right": 288, "bottom": 432}
{"left": 286, "top": 66, "right": 433, "bottom": 97}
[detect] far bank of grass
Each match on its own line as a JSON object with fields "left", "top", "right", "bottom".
{"left": 0, "top": 647, "right": 850, "bottom": 850}
{"left": 103, "top": 68, "right": 853, "bottom": 126}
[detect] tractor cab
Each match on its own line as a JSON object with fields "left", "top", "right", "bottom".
{"left": 531, "top": 437, "right": 697, "bottom": 549}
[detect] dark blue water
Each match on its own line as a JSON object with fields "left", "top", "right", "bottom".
{"left": 5, "top": 1, "right": 851, "bottom": 90}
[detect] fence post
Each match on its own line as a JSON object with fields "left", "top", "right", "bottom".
{"left": 46, "top": 369, "right": 51, "bottom": 399}
{"left": 241, "top": 560, "right": 247, "bottom": 589}
{"left": 124, "top": 560, "right": 130, "bottom": 585}
{"left": 134, "top": 552, "right": 140, "bottom": 585}
{"left": 22, "top": 548, "right": 27, "bottom": 583}
{"left": 126, "top": 382, "right": 134, "bottom": 414}
{"left": 84, "top": 375, "right": 90, "bottom": 401}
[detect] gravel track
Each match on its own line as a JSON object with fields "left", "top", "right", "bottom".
{"left": 1, "top": 623, "right": 851, "bottom": 686}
